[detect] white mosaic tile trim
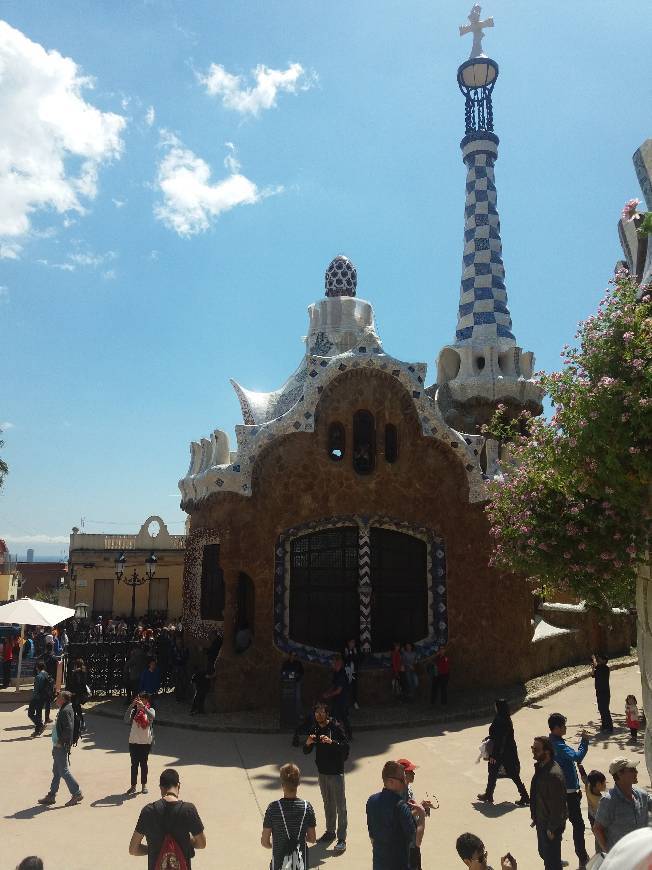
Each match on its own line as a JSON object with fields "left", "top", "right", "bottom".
{"left": 179, "top": 347, "right": 487, "bottom": 508}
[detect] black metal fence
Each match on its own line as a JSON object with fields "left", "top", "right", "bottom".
{"left": 65, "top": 641, "right": 179, "bottom": 698}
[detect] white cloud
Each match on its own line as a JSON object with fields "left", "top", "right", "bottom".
{"left": 0, "top": 420, "right": 15, "bottom": 429}
{"left": 102, "top": 269, "right": 116, "bottom": 280}
{"left": 2, "top": 533, "right": 69, "bottom": 545}
{"left": 199, "top": 61, "right": 315, "bottom": 116}
{"left": 68, "top": 250, "right": 116, "bottom": 268}
{"left": 38, "top": 249, "right": 117, "bottom": 272}
{"left": 154, "top": 134, "right": 281, "bottom": 237}
{"left": 145, "top": 105, "right": 155, "bottom": 126}
{"left": 0, "top": 21, "right": 126, "bottom": 243}
{"left": 112, "top": 197, "right": 126, "bottom": 208}
{"left": 0, "top": 286, "right": 8, "bottom": 302}
{"left": 0, "top": 242, "right": 21, "bottom": 259}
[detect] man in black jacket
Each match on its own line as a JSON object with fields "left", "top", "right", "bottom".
{"left": 592, "top": 654, "right": 613, "bottom": 733}
{"left": 303, "top": 702, "right": 348, "bottom": 855}
{"left": 38, "top": 691, "right": 83, "bottom": 806}
{"left": 530, "top": 736, "right": 567, "bottom": 869}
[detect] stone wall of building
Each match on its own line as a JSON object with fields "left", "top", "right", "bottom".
{"left": 187, "top": 369, "right": 534, "bottom": 712}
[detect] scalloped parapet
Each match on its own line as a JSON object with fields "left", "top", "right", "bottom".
{"left": 179, "top": 346, "right": 488, "bottom": 508}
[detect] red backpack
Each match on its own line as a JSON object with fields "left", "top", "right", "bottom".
{"left": 153, "top": 802, "right": 189, "bottom": 870}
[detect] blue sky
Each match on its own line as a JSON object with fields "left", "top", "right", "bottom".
{"left": 0, "top": 1, "right": 649, "bottom": 557}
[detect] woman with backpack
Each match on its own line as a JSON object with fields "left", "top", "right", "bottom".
{"left": 261, "top": 762, "right": 316, "bottom": 870}
{"left": 124, "top": 691, "right": 155, "bottom": 795}
{"left": 477, "top": 698, "right": 529, "bottom": 806}
{"left": 66, "top": 658, "right": 90, "bottom": 733}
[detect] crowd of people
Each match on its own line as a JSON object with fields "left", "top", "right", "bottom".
{"left": 8, "top": 624, "right": 652, "bottom": 869}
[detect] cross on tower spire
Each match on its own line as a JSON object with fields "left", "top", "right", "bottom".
{"left": 459, "top": 4, "right": 494, "bottom": 59}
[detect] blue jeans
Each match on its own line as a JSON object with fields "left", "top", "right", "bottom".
{"left": 50, "top": 746, "right": 81, "bottom": 797}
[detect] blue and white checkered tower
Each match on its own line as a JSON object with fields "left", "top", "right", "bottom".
{"left": 436, "top": 6, "right": 543, "bottom": 433}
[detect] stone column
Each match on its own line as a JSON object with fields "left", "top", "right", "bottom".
{"left": 637, "top": 487, "right": 652, "bottom": 780}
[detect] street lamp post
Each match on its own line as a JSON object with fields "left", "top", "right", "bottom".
{"left": 68, "top": 561, "right": 77, "bottom": 608}
{"left": 115, "top": 551, "right": 157, "bottom": 622}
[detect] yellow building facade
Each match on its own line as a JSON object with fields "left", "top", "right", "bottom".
{"left": 66, "top": 516, "right": 186, "bottom": 620}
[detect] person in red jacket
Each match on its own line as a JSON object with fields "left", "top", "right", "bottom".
{"left": 2, "top": 633, "right": 15, "bottom": 688}
{"left": 431, "top": 645, "right": 450, "bottom": 705}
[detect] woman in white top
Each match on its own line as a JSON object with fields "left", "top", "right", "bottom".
{"left": 123, "top": 691, "right": 155, "bottom": 795}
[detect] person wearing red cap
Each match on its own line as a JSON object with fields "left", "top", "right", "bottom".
{"left": 397, "top": 758, "right": 434, "bottom": 870}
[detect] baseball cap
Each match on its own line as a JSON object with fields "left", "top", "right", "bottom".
{"left": 397, "top": 758, "right": 418, "bottom": 772}
{"left": 609, "top": 756, "right": 639, "bottom": 777}
{"left": 601, "top": 828, "right": 652, "bottom": 870}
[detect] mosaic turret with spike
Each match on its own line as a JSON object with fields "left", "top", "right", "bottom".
{"left": 435, "top": 9, "right": 543, "bottom": 433}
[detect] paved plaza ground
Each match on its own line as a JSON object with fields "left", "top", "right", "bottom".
{"left": 1, "top": 664, "right": 646, "bottom": 869}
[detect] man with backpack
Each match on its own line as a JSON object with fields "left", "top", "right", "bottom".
{"left": 129, "top": 768, "right": 206, "bottom": 869}
{"left": 303, "top": 701, "right": 348, "bottom": 854}
{"left": 37, "top": 690, "right": 83, "bottom": 807}
{"left": 261, "top": 762, "right": 316, "bottom": 870}
{"left": 28, "top": 660, "right": 52, "bottom": 737}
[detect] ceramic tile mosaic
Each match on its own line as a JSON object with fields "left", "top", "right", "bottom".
{"left": 273, "top": 515, "right": 447, "bottom": 668}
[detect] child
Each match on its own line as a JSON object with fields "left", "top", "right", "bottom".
{"left": 579, "top": 766, "right": 607, "bottom": 832}
{"left": 626, "top": 694, "right": 642, "bottom": 742}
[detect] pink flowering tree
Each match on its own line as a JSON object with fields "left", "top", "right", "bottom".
{"left": 485, "top": 269, "right": 651, "bottom": 610}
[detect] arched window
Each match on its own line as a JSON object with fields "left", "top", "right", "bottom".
{"left": 200, "top": 543, "right": 224, "bottom": 620}
{"left": 289, "top": 527, "right": 359, "bottom": 650}
{"left": 327, "top": 422, "right": 345, "bottom": 461}
{"left": 353, "top": 410, "right": 375, "bottom": 475}
{"left": 384, "top": 423, "right": 398, "bottom": 464}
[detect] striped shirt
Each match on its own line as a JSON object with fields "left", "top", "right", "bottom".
{"left": 263, "top": 798, "right": 316, "bottom": 870}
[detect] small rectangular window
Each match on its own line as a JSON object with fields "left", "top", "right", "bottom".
{"left": 200, "top": 543, "right": 224, "bottom": 620}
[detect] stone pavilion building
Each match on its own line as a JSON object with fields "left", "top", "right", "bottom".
{"left": 178, "top": 20, "right": 544, "bottom": 711}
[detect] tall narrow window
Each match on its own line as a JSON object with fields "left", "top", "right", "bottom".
{"left": 385, "top": 423, "right": 398, "bottom": 464}
{"left": 328, "top": 422, "right": 345, "bottom": 461}
{"left": 289, "top": 527, "right": 359, "bottom": 650}
{"left": 200, "top": 543, "right": 224, "bottom": 620}
{"left": 353, "top": 410, "right": 375, "bottom": 475}
{"left": 370, "top": 528, "right": 427, "bottom": 651}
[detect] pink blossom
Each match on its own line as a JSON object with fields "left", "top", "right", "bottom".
{"left": 629, "top": 447, "right": 641, "bottom": 454}
{"left": 632, "top": 359, "right": 644, "bottom": 369}
{"left": 623, "top": 332, "right": 634, "bottom": 342}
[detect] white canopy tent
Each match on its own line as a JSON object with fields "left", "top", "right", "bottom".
{"left": 0, "top": 598, "right": 75, "bottom": 690}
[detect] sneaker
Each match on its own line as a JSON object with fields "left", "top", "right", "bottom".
{"left": 142, "top": 786, "right": 149, "bottom": 794}
{"left": 38, "top": 794, "right": 56, "bottom": 805}
{"left": 126, "top": 786, "right": 137, "bottom": 795}
{"left": 515, "top": 797, "right": 530, "bottom": 807}
{"left": 65, "top": 793, "right": 84, "bottom": 806}
{"left": 334, "top": 840, "right": 346, "bottom": 854}
{"left": 318, "top": 831, "right": 336, "bottom": 843}
{"left": 476, "top": 793, "right": 494, "bottom": 803}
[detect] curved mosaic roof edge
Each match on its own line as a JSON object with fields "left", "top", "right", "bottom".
{"left": 179, "top": 346, "right": 487, "bottom": 509}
